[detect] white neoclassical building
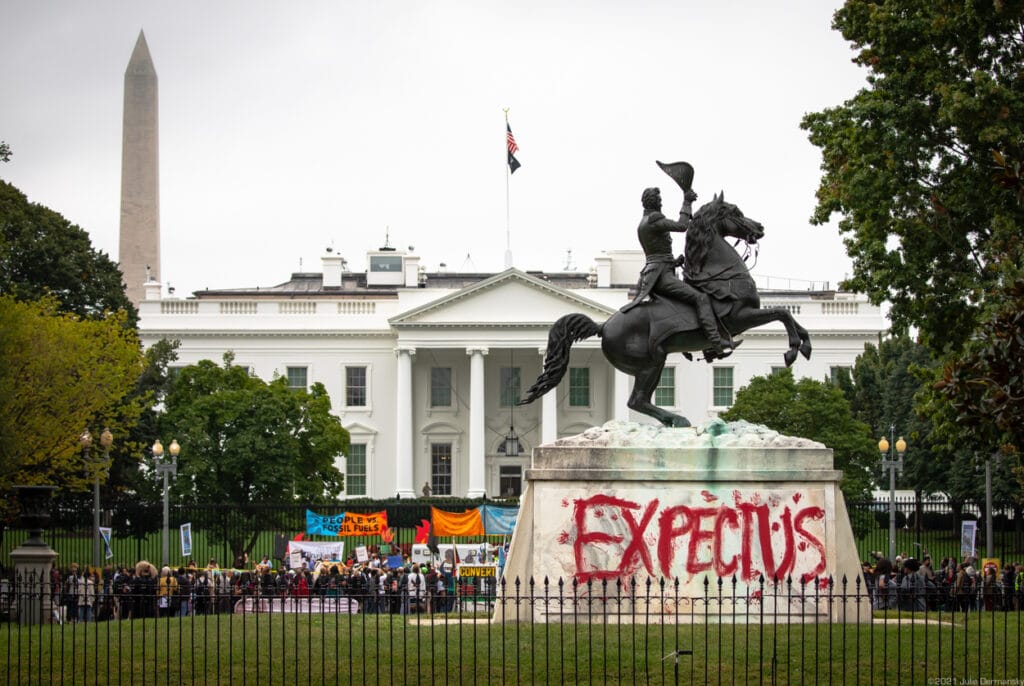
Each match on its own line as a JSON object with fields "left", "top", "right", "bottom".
{"left": 137, "top": 248, "right": 886, "bottom": 500}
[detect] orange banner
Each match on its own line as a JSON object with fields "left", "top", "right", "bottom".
{"left": 338, "top": 511, "right": 388, "bottom": 537}
{"left": 431, "top": 507, "right": 485, "bottom": 536}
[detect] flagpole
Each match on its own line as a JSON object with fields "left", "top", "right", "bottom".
{"left": 503, "top": 108, "right": 513, "bottom": 269}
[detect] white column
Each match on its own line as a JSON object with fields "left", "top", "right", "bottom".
{"left": 539, "top": 347, "right": 558, "bottom": 444}
{"left": 395, "top": 347, "right": 416, "bottom": 499}
{"left": 466, "top": 347, "right": 488, "bottom": 498}
{"left": 613, "top": 368, "right": 631, "bottom": 422}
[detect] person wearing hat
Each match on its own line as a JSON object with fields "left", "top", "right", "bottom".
{"left": 620, "top": 185, "right": 738, "bottom": 359}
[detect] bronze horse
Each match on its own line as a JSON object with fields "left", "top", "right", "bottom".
{"left": 520, "top": 193, "right": 812, "bottom": 428}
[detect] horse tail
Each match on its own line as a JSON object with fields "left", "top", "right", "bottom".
{"left": 519, "top": 313, "right": 602, "bottom": 405}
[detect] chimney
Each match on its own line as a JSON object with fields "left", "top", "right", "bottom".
{"left": 143, "top": 276, "right": 162, "bottom": 301}
{"left": 322, "top": 250, "right": 343, "bottom": 288}
{"left": 404, "top": 255, "right": 421, "bottom": 287}
{"left": 594, "top": 254, "right": 612, "bottom": 288}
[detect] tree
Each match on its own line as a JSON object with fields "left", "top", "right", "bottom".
{"left": 801, "top": 1, "right": 1024, "bottom": 355}
{"left": 157, "top": 354, "right": 349, "bottom": 561}
{"left": 0, "top": 180, "right": 136, "bottom": 324}
{"left": 843, "top": 336, "right": 944, "bottom": 494}
{"left": 0, "top": 296, "right": 145, "bottom": 508}
{"left": 932, "top": 272, "right": 1024, "bottom": 458}
{"left": 0, "top": 141, "right": 10, "bottom": 163}
{"left": 720, "top": 369, "right": 877, "bottom": 502}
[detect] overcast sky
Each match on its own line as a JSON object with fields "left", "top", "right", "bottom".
{"left": 2, "top": 0, "right": 869, "bottom": 297}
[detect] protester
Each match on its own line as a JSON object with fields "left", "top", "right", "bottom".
{"left": 156, "top": 566, "right": 178, "bottom": 617}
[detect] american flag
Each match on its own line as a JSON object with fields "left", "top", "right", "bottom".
{"left": 506, "top": 121, "right": 521, "bottom": 173}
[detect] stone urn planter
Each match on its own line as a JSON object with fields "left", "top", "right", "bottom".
{"left": 13, "top": 485, "right": 58, "bottom": 547}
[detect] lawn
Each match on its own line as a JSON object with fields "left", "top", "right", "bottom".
{"left": 1, "top": 608, "right": 1020, "bottom": 684}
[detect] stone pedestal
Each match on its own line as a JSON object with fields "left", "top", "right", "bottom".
{"left": 9, "top": 544, "right": 59, "bottom": 625}
{"left": 495, "top": 420, "right": 869, "bottom": 623}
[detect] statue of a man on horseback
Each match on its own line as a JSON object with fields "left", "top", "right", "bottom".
{"left": 520, "top": 160, "right": 813, "bottom": 428}
{"left": 621, "top": 183, "right": 738, "bottom": 361}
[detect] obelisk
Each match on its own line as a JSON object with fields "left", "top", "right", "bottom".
{"left": 119, "top": 30, "right": 159, "bottom": 306}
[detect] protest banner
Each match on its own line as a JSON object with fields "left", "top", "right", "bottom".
{"left": 288, "top": 540, "right": 345, "bottom": 570}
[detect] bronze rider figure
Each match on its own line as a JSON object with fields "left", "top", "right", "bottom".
{"left": 621, "top": 186, "right": 738, "bottom": 359}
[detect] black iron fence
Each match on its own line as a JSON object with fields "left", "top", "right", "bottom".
{"left": 2, "top": 497, "right": 1022, "bottom": 575}
{"left": 1, "top": 571, "right": 1022, "bottom": 684}
{"left": 848, "top": 498, "right": 1024, "bottom": 564}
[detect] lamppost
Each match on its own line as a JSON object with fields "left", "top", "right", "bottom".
{"left": 878, "top": 429, "right": 907, "bottom": 562}
{"left": 79, "top": 428, "right": 114, "bottom": 569}
{"left": 152, "top": 438, "right": 180, "bottom": 567}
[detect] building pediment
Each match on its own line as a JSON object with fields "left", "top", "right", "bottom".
{"left": 390, "top": 269, "right": 615, "bottom": 328}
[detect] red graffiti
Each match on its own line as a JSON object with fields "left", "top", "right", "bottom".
{"left": 569, "top": 493, "right": 827, "bottom": 584}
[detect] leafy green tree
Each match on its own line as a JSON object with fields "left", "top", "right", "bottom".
{"left": 0, "top": 180, "right": 135, "bottom": 324}
{"left": 157, "top": 354, "right": 348, "bottom": 561}
{"left": 931, "top": 272, "right": 1024, "bottom": 463}
{"left": 801, "top": 1, "right": 1024, "bottom": 355}
{"left": 803, "top": 2, "right": 1024, "bottom": 535}
{"left": 721, "top": 369, "right": 876, "bottom": 502}
{"left": 844, "top": 336, "right": 942, "bottom": 494}
{"left": 0, "top": 296, "right": 145, "bottom": 508}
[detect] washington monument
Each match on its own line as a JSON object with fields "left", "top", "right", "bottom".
{"left": 119, "top": 30, "right": 159, "bottom": 306}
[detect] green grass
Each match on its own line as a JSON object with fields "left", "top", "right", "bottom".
{"left": 2, "top": 609, "right": 1021, "bottom": 684}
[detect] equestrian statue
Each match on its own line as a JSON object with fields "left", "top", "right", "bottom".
{"left": 519, "top": 161, "right": 812, "bottom": 428}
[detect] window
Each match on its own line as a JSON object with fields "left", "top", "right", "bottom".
{"left": 345, "top": 366, "right": 367, "bottom": 406}
{"left": 654, "top": 367, "right": 675, "bottom": 406}
{"left": 771, "top": 366, "right": 786, "bottom": 376}
{"left": 431, "top": 443, "right": 453, "bottom": 496}
{"left": 499, "top": 465, "right": 522, "bottom": 497}
{"left": 346, "top": 444, "right": 367, "bottom": 496}
{"left": 830, "top": 366, "right": 853, "bottom": 385}
{"left": 568, "top": 367, "right": 590, "bottom": 407}
{"left": 369, "top": 255, "right": 403, "bottom": 272}
{"left": 431, "top": 367, "right": 452, "bottom": 407}
{"left": 286, "top": 366, "right": 307, "bottom": 390}
{"left": 712, "top": 367, "right": 734, "bottom": 407}
{"left": 500, "top": 367, "right": 521, "bottom": 407}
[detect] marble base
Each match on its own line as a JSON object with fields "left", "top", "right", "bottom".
{"left": 494, "top": 420, "right": 870, "bottom": 623}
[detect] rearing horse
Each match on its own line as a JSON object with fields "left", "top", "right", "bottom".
{"left": 520, "top": 193, "right": 812, "bottom": 428}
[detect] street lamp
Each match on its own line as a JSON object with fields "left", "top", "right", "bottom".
{"left": 878, "top": 429, "right": 907, "bottom": 562}
{"left": 152, "top": 438, "right": 180, "bottom": 567}
{"left": 80, "top": 428, "right": 114, "bottom": 569}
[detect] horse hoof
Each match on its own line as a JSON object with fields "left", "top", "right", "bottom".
{"left": 784, "top": 349, "right": 797, "bottom": 367}
{"left": 800, "top": 341, "right": 812, "bottom": 360}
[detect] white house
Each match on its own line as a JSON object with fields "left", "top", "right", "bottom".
{"left": 137, "top": 247, "right": 886, "bottom": 500}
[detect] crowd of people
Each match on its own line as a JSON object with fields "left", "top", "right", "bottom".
{"left": 862, "top": 551, "right": 1024, "bottom": 612}
{"left": 19, "top": 549, "right": 1024, "bottom": 623}
{"left": 46, "top": 553, "right": 474, "bottom": 623}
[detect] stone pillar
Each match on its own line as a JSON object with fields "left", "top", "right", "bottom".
{"left": 541, "top": 347, "right": 558, "bottom": 444}
{"left": 395, "top": 347, "right": 416, "bottom": 499}
{"left": 9, "top": 546, "right": 59, "bottom": 625}
{"left": 467, "top": 347, "right": 488, "bottom": 497}
{"left": 9, "top": 485, "right": 59, "bottom": 625}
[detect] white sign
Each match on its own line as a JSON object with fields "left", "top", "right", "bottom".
{"left": 355, "top": 545, "right": 369, "bottom": 563}
{"left": 288, "top": 540, "right": 345, "bottom": 570}
{"left": 180, "top": 523, "right": 192, "bottom": 557}
{"left": 436, "top": 542, "right": 490, "bottom": 565}
{"left": 960, "top": 520, "right": 978, "bottom": 558}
